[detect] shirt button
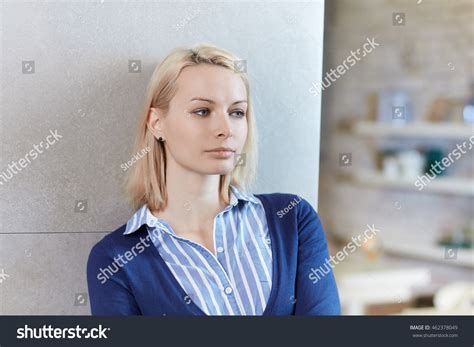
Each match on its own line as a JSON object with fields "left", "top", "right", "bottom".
{"left": 217, "top": 246, "right": 224, "bottom": 253}
{"left": 224, "top": 286, "right": 233, "bottom": 295}
{"left": 265, "top": 238, "right": 271, "bottom": 245}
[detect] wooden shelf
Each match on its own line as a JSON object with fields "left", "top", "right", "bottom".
{"left": 353, "top": 121, "right": 473, "bottom": 139}
{"left": 344, "top": 172, "right": 474, "bottom": 197}
{"left": 383, "top": 239, "right": 474, "bottom": 268}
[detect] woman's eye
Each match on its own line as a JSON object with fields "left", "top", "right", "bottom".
{"left": 192, "top": 109, "right": 245, "bottom": 118}
{"left": 193, "top": 109, "right": 209, "bottom": 117}
{"left": 230, "top": 110, "right": 246, "bottom": 118}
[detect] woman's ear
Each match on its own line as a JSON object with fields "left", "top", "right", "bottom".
{"left": 147, "top": 107, "right": 164, "bottom": 138}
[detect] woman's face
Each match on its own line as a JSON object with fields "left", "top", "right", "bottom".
{"left": 150, "top": 64, "right": 248, "bottom": 176}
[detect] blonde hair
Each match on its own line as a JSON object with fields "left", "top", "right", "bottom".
{"left": 124, "top": 43, "right": 258, "bottom": 212}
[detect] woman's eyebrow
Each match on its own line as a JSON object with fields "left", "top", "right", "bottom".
{"left": 190, "top": 98, "right": 247, "bottom": 105}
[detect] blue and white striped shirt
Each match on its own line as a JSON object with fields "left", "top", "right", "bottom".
{"left": 122, "top": 185, "right": 273, "bottom": 315}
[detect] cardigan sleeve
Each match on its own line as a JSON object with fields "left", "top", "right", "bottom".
{"left": 294, "top": 197, "right": 341, "bottom": 315}
{"left": 87, "top": 239, "right": 142, "bottom": 315}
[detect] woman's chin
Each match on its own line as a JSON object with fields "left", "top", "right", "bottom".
{"left": 203, "top": 163, "right": 236, "bottom": 175}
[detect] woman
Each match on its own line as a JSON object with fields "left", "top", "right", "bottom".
{"left": 87, "top": 43, "right": 340, "bottom": 316}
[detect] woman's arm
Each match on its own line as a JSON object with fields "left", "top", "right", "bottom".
{"left": 294, "top": 198, "right": 341, "bottom": 315}
{"left": 87, "top": 240, "right": 142, "bottom": 315}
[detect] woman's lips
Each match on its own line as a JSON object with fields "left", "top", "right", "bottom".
{"left": 205, "top": 150, "right": 234, "bottom": 159}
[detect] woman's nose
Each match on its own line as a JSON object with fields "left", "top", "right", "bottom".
{"left": 214, "top": 112, "right": 233, "bottom": 138}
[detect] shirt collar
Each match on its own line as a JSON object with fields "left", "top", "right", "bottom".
{"left": 123, "top": 185, "right": 260, "bottom": 236}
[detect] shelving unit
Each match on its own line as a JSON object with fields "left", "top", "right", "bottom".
{"left": 346, "top": 121, "right": 474, "bottom": 196}
{"left": 353, "top": 121, "right": 473, "bottom": 139}
{"left": 341, "top": 121, "right": 474, "bottom": 267}
{"left": 345, "top": 171, "right": 474, "bottom": 197}
{"left": 382, "top": 239, "right": 474, "bottom": 268}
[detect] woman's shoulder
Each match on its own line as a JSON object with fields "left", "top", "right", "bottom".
{"left": 254, "top": 191, "right": 300, "bottom": 202}
{"left": 254, "top": 191, "right": 314, "bottom": 211}
{"left": 88, "top": 223, "right": 147, "bottom": 260}
{"left": 253, "top": 192, "right": 320, "bottom": 224}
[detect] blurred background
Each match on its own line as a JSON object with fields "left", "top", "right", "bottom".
{"left": 319, "top": 0, "right": 473, "bottom": 315}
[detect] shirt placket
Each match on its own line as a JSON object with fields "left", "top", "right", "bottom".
{"left": 211, "top": 212, "right": 245, "bottom": 315}
{"left": 150, "top": 206, "right": 245, "bottom": 315}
